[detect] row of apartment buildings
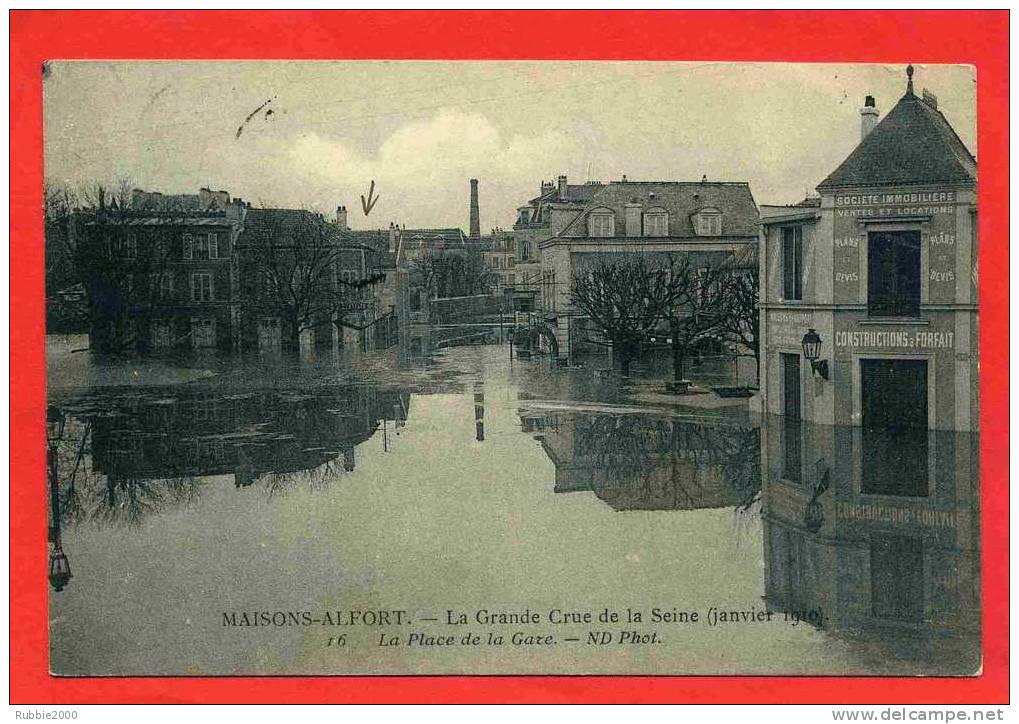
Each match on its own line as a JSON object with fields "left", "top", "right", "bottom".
{"left": 76, "top": 192, "right": 482, "bottom": 356}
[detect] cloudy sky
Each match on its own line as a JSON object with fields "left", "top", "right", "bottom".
{"left": 43, "top": 61, "right": 975, "bottom": 231}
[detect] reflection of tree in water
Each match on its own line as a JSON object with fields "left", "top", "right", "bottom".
{"left": 573, "top": 413, "right": 760, "bottom": 511}
{"left": 93, "top": 475, "right": 203, "bottom": 527}
{"left": 47, "top": 410, "right": 205, "bottom": 528}
{"left": 260, "top": 458, "right": 346, "bottom": 500}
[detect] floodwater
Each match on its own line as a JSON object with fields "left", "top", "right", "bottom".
{"left": 46, "top": 337, "right": 981, "bottom": 676}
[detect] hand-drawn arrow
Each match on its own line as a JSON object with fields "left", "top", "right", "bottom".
{"left": 361, "top": 180, "right": 379, "bottom": 216}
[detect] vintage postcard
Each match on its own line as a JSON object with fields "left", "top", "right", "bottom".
{"left": 41, "top": 59, "right": 981, "bottom": 678}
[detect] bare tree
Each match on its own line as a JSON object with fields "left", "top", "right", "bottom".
{"left": 711, "top": 261, "right": 760, "bottom": 385}
{"left": 410, "top": 251, "right": 495, "bottom": 299}
{"left": 569, "top": 256, "right": 721, "bottom": 376}
{"left": 240, "top": 208, "right": 386, "bottom": 355}
{"left": 46, "top": 178, "right": 181, "bottom": 350}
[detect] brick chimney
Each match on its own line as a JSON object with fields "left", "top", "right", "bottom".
{"left": 336, "top": 205, "right": 348, "bottom": 230}
{"left": 557, "top": 175, "right": 568, "bottom": 201}
{"left": 469, "top": 179, "right": 481, "bottom": 240}
{"left": 861, "top": 95, "right": 879, "bottom": 141}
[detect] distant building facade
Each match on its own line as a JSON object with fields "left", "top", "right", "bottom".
{"left": 83, "top": 191, "right": 407, "bottom": 358}
{"left": 476, "top": 228, "right": 517, "bottom": 298}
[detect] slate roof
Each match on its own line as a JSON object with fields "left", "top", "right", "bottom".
{"left": 818, "top": 90, "right": 976, "bottom": 190}
{"left": 338, "top": 228, "right": 390, "bottom": 254}
{"left": 400, "top": 228, "right": 467, "bottom": 249}
{"left": 560, "top": 181, "right": 759, "bottom": 239}
{"left": 527, "top": 183, "right": 605, "bottom": 206}
{"left": 234, "top": 208, "right": 332, "bottom": 247}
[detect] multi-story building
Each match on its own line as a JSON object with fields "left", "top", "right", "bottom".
{"left": 237, "top": 206, "right": 404, "bottom": 356}
{"left": 477, "top": 228, "right": 516, "bottom": 298}
{"left": 536, "top": 176, "right": 759, "bottom": 363}
{"left": 513, "top": 176, "right": 604, "bottom": 314}
{"left": 757, "top": 67, "right": 979, "bottom": 639}
{"left": 80, "top": 188, "right": 247, "bottom": 354}
{"left": 759, "top": 66, "right": 977, "bottom": 433}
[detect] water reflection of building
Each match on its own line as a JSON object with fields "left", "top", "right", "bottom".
{"left": 47, "top": 385, "right": 410, "bottom": 545}
{"left": 761, "top": 419, "right": 980, "bottom": 673}
{"left": 86, "top": 386, "right": 409, "bottom": 486}
{"left": 524, "top": 409, "right": 759, "bottom": 511}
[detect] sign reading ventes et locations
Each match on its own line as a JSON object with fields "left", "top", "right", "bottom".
{"left": 831, "top": 187, "right": 963, "bottom": 305}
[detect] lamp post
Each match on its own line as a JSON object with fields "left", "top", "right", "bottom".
{"left": 46, "top": 406, "right": 71, "bottom": 592}
{"left": 801, "top": 328, "right": 830, "bottom": 380}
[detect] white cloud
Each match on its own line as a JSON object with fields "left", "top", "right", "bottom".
{"left": 276, "top": 109, "right": 584, "bottom": 230}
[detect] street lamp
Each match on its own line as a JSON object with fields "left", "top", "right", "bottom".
{"left": 46, "top": 405, "right": 71, "bottom": 592}
{"left": 48, "top": 547, "right": 72, "bottom": 592}
{"left": 801, "top": 328, "right": 829, "bottom": 380}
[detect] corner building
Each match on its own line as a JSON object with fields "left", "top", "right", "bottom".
{"left": 760, "top": 68, "right": 977, "bottom": 433}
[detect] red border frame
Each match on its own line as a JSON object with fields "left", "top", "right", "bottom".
{"left": 10, "top": 10, "right": 1009, "bottom": 704}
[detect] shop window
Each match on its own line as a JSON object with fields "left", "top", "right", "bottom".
{"left": 782, "top": 226, "right": 803, "bottom": 301}
{"left": 868, "top": 230, "right": 920, "bottom": 317}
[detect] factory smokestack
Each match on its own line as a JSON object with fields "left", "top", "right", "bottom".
{"left": 469, "top": 178, "right": 481, "bottom": 240}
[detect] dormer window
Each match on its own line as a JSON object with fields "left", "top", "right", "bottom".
{"left": 588, "top": 209, "right": 615, "bottom": 237}
{"left": 643, "top": 208, "right": 669, "bottom": 236}
{"left": 693, "top": 208, "right": 722, "bottom": 236}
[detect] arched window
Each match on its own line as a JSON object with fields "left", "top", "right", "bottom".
{"left": 643, "top": 208, "right": 669, "bottom": 236}
{"left": 693, "top": 208, "right": 722, "bottom": 236}
{"left": 587, "top": 209, "right": 615, "bottom": 237}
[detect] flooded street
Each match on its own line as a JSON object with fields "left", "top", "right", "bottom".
{"left": 47, "top": 338, "right": 980, "bottom": 676}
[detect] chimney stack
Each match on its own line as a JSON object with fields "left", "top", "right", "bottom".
{"left": 388, "top": 222, "right": 398, "bottom": 253}
{"left": 336, "top": 205, "right": 348, "bottom": 230}
{"left": 557, "top": 175, "right": 568, "bottom": 201}
{"left": 469, "top": 179, "right": 481, "bottom": 240}
{"left": 861, "top": 95, "right": 879, "bottom": 141}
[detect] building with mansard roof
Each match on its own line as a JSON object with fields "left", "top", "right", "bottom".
{"left": 534, "top": 175, "right": 758, "bottom": 364}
